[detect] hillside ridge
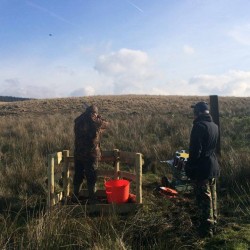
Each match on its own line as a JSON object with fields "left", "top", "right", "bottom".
{"left": 0, "top": 95, "right": 249, "bottom": 117}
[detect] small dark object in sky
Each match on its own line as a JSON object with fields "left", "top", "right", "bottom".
{"left": 49, "top": 34, "right": 52, "bottom": 36}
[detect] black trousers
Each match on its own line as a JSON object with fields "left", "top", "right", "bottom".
{"left": 73, "top": 157, "right": 98, "bottom": 195}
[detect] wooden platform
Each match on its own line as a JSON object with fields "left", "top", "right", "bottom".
{"left": 47, "top": 149, "right": 144, "bottom": 214}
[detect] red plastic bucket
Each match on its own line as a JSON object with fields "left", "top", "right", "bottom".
{"left": 105, "top": 179, "right": 130, "bottom": 204}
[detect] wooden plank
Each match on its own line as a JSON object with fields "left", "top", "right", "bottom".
{"left": 118, "top": 171, "right": 136, "bottom": 182}
{"left": 55, "top": 152, "right": 63, "bottom": 165}
{"left": 113, "top": 149, "right": 120, "bottom": 179}
{"left": 100, "top": 150, "right": 115, "bottom": 162}
{"left": 50, "top": 152, "right": 62, "bottom": 168}
{"left": 96, "top": 169, "right": 115, "bottom": 177}
{"left": 55, "top": 192, "right": 63, "bottom": 203}
{"left": 63, "top": 150, "right": 70, "bottom": 197}
{"left": 100, "top": 156, "right": 115, "bottom": 162}
{"left": 64, "top": 151, "right": 117, "bottom": 163}
{"left": 47, "top": 154, "right": 55, "bottom": 208}
{"left": 101, "top": 150, "right": 115, "bottom": 158}
{"left": 135, "top": 153, "right": 143, "bottom": 204}
{"left": 119, "top": 151, "right": 136, "bottom": 165}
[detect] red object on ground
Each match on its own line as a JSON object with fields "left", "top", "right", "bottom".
{"left": 128, "top": 193, "right": 136, "bottom": 203}
{"left": 159, "top": 186, "right": 178, "bottom": 196}
{"left": 105, "top": 179, "right": 130, "bottom": 204}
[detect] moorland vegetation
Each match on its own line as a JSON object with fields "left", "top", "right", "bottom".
{"left": 0, "top": 95, "right": 249, "bottom": 249}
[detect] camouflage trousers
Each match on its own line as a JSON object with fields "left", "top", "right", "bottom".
{"left": 194, "top": 178, "right": 218, "bottom": 230}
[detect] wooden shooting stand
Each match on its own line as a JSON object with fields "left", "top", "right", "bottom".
{"left": 47, "top": 149, "right": 143, "bottom": 214}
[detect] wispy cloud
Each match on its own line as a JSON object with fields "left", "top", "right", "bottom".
{"left": 127, "top": 1, "right": 144, "bottom": 13}
{"left": 26, "top": 1, "right": 75, "bottom": 26}
{"left": 228, "top": 23, "right": 250, "bottom": 46}
{"left": 183, "top": 45, "right": 195, "bottom": 55}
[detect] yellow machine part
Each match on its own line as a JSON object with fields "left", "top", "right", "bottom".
{"left": 179, "top": 152, "right": 189, "bottom": 159}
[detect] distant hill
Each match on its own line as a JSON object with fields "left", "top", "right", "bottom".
{"left": 0, "top": 96, "right": 33, "bottom": 102}
{"left": 0, "top": 95, "right": 249, "bottom": 118}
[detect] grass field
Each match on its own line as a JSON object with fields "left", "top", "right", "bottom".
{"left": 0, "top": 95, "right": 249, "bottom": 249}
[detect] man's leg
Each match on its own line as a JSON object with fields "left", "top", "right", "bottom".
{"left": 195, "top": 179, "right": 215, "bottom": 237}
{"left": 85, "top": 158, "right": 98, "bottom": 201}
{"left": 210, "top": 178, "right": 218, "bottom": 232}
{"left": 73, "top": 159, "right": 85, "bottom": 198}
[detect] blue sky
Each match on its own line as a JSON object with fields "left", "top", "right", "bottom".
{"left": 1, "top": 0, "right": 250, "bottom": 98}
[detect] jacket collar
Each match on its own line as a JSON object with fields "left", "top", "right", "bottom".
{"left": 193, "top": 114, "right": 212, "bottom": 124}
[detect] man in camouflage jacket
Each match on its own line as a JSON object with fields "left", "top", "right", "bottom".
{"left": 185, "top": 101, "right": 220, "bottom": 237}
{"left": 73, "top": 104, "right": 109, "bottom": 201}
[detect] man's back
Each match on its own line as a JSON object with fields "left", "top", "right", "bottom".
{"left": 74, "top": 113, "right": 96, "bottom": 158}
{"left": 74, "top": 111, "right": 109, "bottom": 160}
{"left": 189, "top": 114, "right": 220, "bottom": 180}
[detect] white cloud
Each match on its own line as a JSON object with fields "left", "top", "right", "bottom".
{"left": 145, "top": 71, "right": 250, "bottom": 97}
{"left": 1, "top": 49, "right": 249, "bottom": 98}
{"left": 183, "top": 45, "right": 195, "bottom": 55}
{"left": 94, "top": 48, "right": 162, "bottom": 94}
{"left": 70, "top": 86, "right": 95, "bottom": 97}
{"left": 1, "top": 48, "right": 163, "bottom": 98}
{"left": 95, "top": 48, "right": 150, "bottom": 76}
{"left": 189, "top": 70, "right": 250, "bottom": 96}
{"left": 228, "top": 23, "right": 250, "bottom": 46}
{"left": 0, "top": 59, "right": 102, "bottom": 98}
{"left": 1, "top": 79, "right": 56, "bottom": 98}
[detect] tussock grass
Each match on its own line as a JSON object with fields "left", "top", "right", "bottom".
{"left": 0, "top": 95, "right": 249, "bottom": 249}
{"left": 0, "top": 198, "right": 199, "bottom": 249}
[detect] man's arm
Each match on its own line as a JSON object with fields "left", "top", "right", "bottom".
{"left": 185, "top": 124, "right": 204, "bottom": 179}
{"left": 91, "top": 113, "right": 109, "bottom": 131}
{"left": 189, "top": 123, "right": 205, "bottom": 165}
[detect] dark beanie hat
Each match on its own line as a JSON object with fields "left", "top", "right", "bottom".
{"left": 191, "top": 101, "right": 209, "bottom": 114}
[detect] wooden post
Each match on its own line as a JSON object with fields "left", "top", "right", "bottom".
{"left": 135, "top": 153, "right": 143, "bottom": 204}
{"left": 209, "top": 95, "right": 221, "bottom": 156}
{"left": 48, "top": 154, "right": 55, "bottom": 208}
{"left": 63, "top": 150, "right": 70, "bottom": 197}
{"left": 56, "top": 152, "right": 62, "bottom": 165}
{"left": 113, "top": 149, "right": 120, "bottom": 179}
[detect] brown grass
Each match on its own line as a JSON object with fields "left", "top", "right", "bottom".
{"left": 0, "top": 95, "right": 249, "bottom": 117}
{"left": 0, "top": 95, "right": 249, "bottom": 249}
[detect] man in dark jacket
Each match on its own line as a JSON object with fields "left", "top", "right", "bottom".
{"left": 73, "top": 104, "right": 109, "bottom": 202}
{"left": 185, "top": 101, "right": 220, "bottom": 237}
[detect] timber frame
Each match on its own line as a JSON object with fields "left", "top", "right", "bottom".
{"left": 47, "top": 149, "right": 143, "bottom": 214}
